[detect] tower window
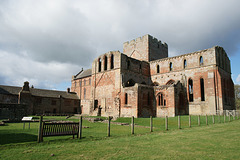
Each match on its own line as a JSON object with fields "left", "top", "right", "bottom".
{"left": 200, "top": 56, "right": 203, "bottom": 65}
{"left": 104, "top": 55, "right": 107, "bottom": 71}
{"left": 188, "top": 79, "right": 193, "bottom": 102}
{"left": 169, "top": 62, "right": 173, "bottom": 71}
{"left": 110, "top": 54, "right": 114, "bottom": 69}
{"left": 98, "top": 58, "right": 102, "bottom": 72}
{"left": 157, "top": 65, "right": 160, "bottom": 73}
{"left": 200, "top": 78, "right": 205, "bottom": 101}
{"left": 184, "top": 59, "right": 187, "bottom": 69}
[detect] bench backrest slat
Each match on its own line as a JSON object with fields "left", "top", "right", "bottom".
{"left": 42, "top": 122, "right": 79, "bottom": 137}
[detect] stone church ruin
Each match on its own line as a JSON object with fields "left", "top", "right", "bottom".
{"left": 71, "top": 34, "right": 235, "bottom": 117}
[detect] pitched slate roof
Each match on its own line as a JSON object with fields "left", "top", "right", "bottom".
{"left": 75, "top": 69, "right": 92, "bottom": 79}
{"left": 0, "top": 85, "right": 79, "bottom": 99}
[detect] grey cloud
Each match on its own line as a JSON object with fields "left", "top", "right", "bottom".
{"left": 0, "top": 0, "right": 240, "bottom": 89}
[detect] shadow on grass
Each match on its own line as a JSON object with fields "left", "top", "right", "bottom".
{"left": 0, "top": 133, "right": 37, "bottom": 145}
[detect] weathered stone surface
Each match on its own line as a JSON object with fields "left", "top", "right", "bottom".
{"left": 71, "top": 34, "right": 235, "bottom": 117}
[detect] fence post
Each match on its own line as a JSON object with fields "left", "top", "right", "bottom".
{"left": 218, "top": 114, "right": 220, "bottom": 123}
{"left": 198, "top": 115, "right": 200, "bottom": 126}
{"left": 189, "top": 115, "right": 191, "bottom": 128}
{"left": 150, "top": 116, "right": 153, "bottom": 132}
{"left": 131, "top": 116, "right": 134, "bottom": 135}
{"left": 206, "top": 115, "right": 208, "bottom": 125}
{"left": 178, "top": 115, "right": 181, "bottom": 129}
{"left": 165, "top": 116, "right": 168, "bottom": 131}
{"left": 108, "top": 116, "right": 111, "bottom": 137}
{"left": 78, "top": 116, "right": 82, "bottom": 139}
{"left": 224, "top": 114, "right": 226, "bottom": 123}
{"left": 37, "top": 116, "right": 43, "bottom": 143}
{"left": 212, "top": 115, "right": 215, "bottom": 124}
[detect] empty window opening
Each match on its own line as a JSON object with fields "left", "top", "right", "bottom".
{"left": 199, "top": 56, "right": 203, "bottom": 65}
{"left": 98, "top": 58, "right": 102, "bottom": 72}
{"left": 94, "top": 100, "right": 98, "bottom": 110}
{"left": 125, "top": 93, "right": 128, "bottom": 104}
{"left": 184, "top": 59, "right": 187, "bottom": 69}
{"left": 104, "top": 56, "right": 107, "bottom": 70}
{"left": 89, "top": 78, "right": 91, "bottom": 85}
{"left": 140, "top": 64, "right": 142, "bottom": 70}
{"left": 188, "top": 79, "right": 194, "bottom": 102}
{"left": 158, "top": 93, "right": 164, "bottom": 106}
{"left": 110, "top": 54, "right": 114, "bottom": 69}
{"left": 125, "top": 79, "right": 135, "bottom": 87}
{"left": 169, "top": 62, "right": 173, "bottom": 71}
{"left": 158, "top": 95, "right": 160, "bottom": 106}
{"left": 157, "top": 65, "right": 160, "bottom": 73}
{"left": 84, "top": 88, "right": 86, "bottom": 99}
{"left": 84, "top": 79, "right": 86, "bottom": 86}
{"left": 200, "top": 78, "right": 205, "bottom": 101}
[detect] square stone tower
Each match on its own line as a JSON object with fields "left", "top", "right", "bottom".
{"left": 123, "top": 34, "right": 168, "bottom": 62}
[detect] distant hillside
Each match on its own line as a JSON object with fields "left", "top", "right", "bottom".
{"left": 235, "top": 85, "right": 240, "bottom": 110}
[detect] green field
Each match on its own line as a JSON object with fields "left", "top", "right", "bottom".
{"left": 0, "top": 116, "right": 240, "bottom": 159}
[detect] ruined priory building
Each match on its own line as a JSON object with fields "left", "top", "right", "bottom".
{"left": 71, "top": 34, "right": 235, "bottom": 117}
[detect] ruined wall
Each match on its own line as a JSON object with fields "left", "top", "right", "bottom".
{"left": 137, "top": 84, "right": 155, "bottom": 117}
{"left": 120, "top": 85, "right": 138, "bottom": 117}
{"left": 121, "top": 54, "right": 150, "bottom": 86}
{"left": 91, "top": 51, "right": 122, "bottom": 117}
{"left": 150, "top": 46, "right": 234, "bottom": 115}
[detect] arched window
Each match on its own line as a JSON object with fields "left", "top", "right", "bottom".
{"left": 110, "top": 54, "right": 114, "bottom": 69}
{"left": 199, "top": 56, "right": 203, "bottom": 65}
{"left": 169, "top": 62, "right": 173, "bottom": 71}
{"left": 98, "top": 58, "right": 102, "bottom": 72}
{"left": 188, "top": 79, "right": 193, "bottom": 102}
{"left": 157, "top": 65, "right": 160, "bottom": 73}
{"left": 184, "top": 59, "right": 187, "bottom": 69}
{"left": 125, "top": 93, "right": 128, "bottom": 104}
{"left": 200, "top": 78, "right": 205, "bottom": 101}
{"left": 158, "top": 93, "right": 164, "bottom": 106}
{"left": 104, "top": 55, "right": 107, "bottom": 71}
{"left": 166, "top": 80, "right": 175, "bottom": 85}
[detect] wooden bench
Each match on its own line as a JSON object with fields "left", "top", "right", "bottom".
{"left": 38, "top": 116, "right": 81, "bottom": 142}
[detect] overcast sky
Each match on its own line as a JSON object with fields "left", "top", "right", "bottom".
{"left": 0, "top": 0, "right": 240, "bottom": 90}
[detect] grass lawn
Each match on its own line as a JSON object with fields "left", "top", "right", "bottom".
{"left": 0, "top": 116, "right": 239, "bottom": 159}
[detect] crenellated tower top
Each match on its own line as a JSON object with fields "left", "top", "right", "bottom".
{"left": 123, "top": 34, "right": 168, "bottom": 62}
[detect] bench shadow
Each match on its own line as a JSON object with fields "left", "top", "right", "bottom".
{"left": 0, "top": 132, "right": 37, "bottom": 145}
